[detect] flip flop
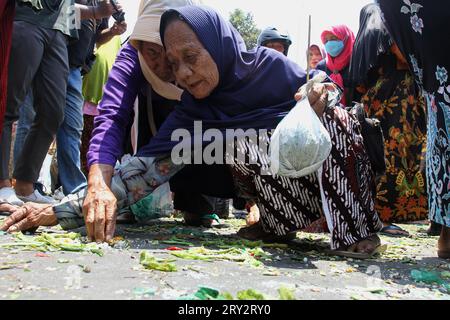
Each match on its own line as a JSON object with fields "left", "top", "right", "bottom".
{"left": 237, "top": 223, "right": 296, "bottom": 243}
{"left": 380, "top": 224, "right": 410, "bottom": 238}
{"left": 325, "top": 244, "right": 388, "bottom": 260}
{"left": 184, "top": 213, "right": 230, "bottom": 229}
{"left": 202, "top": 214, "right": 231, "bottom": 229}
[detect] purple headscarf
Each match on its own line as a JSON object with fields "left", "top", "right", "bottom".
{"left": 141, "top": 5, "right": 312, "bottom": 156}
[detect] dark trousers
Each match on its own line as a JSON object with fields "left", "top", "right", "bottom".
{"left": 170, "top": 164, "right": 236, "bottom": 216}
{"left": 0, "top": 21, "right": 69, "bottom": 182}
{"left": 0, "top": 0, "right": 15, "bottom": 138}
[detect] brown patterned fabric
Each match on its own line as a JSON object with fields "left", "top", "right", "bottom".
{"left": 231, "top": 106, "right": 383, "bottom": 250}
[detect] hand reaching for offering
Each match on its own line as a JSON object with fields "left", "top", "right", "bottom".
{"left": 295, "top": 83, "right": 337, "bottom": 117}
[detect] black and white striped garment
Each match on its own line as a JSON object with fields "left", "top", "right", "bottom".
{"left": 231, "top": 106, "right": 383, "bottom": 250}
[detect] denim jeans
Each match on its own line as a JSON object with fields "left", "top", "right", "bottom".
{"left": 12, "top": 69, "right": 87, "bottom": 194}
{"left": 13, "top": 92, "right": 35, "bottom": 165}
{"left": 56, "top": 67, "right": 87, "bottom": 195}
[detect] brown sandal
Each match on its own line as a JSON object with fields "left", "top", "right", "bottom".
{"left": 237, "top": 222, "right": 296, "bottom": 243}
{"left": 325, "top": 235, "right": 387, "bottom": 260}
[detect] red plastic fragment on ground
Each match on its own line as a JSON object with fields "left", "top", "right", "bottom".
{"left": 165, "top": 247, "right": 184, "bottom": 251}
{"left": 35, "top": 253, "right": 50, "bottom": 258}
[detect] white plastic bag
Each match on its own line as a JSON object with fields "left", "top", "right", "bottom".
{"left": 269, "top": 97, "right": 332, "bottom": 178}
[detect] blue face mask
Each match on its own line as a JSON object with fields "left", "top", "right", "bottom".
{"left": 325, "top": 40, "right": 344, "bottom": 57}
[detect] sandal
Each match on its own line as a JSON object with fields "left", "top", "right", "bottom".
{"left": 325, "top": 235, "right": 387, "bottom": 260}
{"left": 183, "top": 212, "right": 228, "bottom": 228}
{"left": 237, "top": 222, "right": 296, "bottom": 243}
{"left": 326, "top": 245, "right": 387, "bottom": 260}
{"left": 380, "top": 224, "right": 410, "bottom": 237}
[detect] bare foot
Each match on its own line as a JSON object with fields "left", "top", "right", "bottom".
{"left": 183, "top": 212, "right": 214, "bottom": 228}
{"left": 355, "top": 235, "right": 381, "bottom": 254}
{"left": 335, "top": 235, "right": 381, "bottom": 254}
{"left": 427, "top": 221, "right": 442, "bottom": 236}
{"left": 246, "top": 204, "right": 260, "bottom": 226}
{"left": 438, "top": 226, "right": 450, "bottom": 259}
{"left": 237, "top": 222, "right": 296, "bottom": 243}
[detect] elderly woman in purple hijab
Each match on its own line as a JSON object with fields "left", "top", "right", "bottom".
{"left": 1, "top": 6, "right": 383, "bottom": 257}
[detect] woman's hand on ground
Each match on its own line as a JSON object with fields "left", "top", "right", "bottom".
{"left": 83, "top": 164, "right": 117, "bottom": 243}
{"left": 0, "top": 203, "right": 57, "bottom": 233}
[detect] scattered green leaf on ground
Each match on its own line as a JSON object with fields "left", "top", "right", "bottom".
{"left": 139, "top": 251, "right": 177, "bottom": 272}
{"left": 0, "top": 232, "right": 104, "bottom": 256}
{"left": 237, "top": 289, "right": 266, "bottom": 300}
{"left": 278, "top": 287, "right": 296, "bottom": 300}
{"left": 169, "top": 246, "right": 267, "bottom": 268}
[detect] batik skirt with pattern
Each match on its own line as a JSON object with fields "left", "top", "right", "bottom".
{"left": 232, "top": 105, "right": 383, "bottom": 250}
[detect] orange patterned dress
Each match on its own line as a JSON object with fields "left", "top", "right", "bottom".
{"left": 362, "top": 64, "right": 428, "bottom": 223}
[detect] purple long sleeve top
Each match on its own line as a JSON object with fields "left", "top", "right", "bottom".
{"left": 87, "top": 43, "right": 146, "bottom": 168}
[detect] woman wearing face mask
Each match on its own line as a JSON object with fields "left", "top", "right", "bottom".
{"left": 316, "top": 25, "right": 355, "bottom": 106}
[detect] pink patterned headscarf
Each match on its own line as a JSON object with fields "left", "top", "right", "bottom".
{"left": 321, "top": 25, "right": 355, "bottom": 103}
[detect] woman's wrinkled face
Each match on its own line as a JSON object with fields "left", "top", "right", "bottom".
{"left": 308, "top": 47, "right": 322, "bottom": 69}
{"left": 139, "top": 41, "right": 174, "bottom": 82}
{"left": 164, "top": 19, "right": 219, "bottom": 99}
